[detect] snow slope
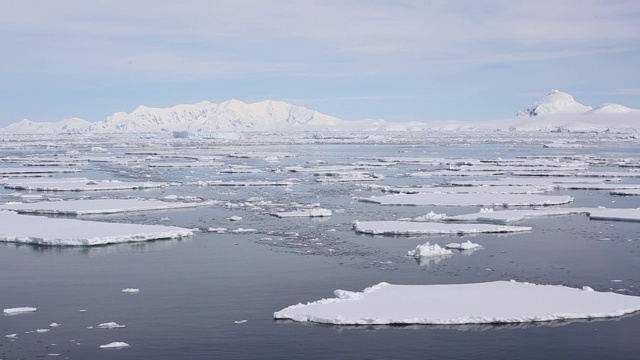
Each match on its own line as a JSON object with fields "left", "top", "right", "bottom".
{"left": 1, "top": 91, "right": 638, "bottom": 134}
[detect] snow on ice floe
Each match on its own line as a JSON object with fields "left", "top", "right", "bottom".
{"left": 588, "top": 208, "right": 640, "bottom": 222}
{"left": 353, "top": 221, "right": 531, "bottom": 235}
{"left": 0, "top": 198, "right": 212, "bottom": 215}
{"left": 273, "top": 281, "right": 640, "bottom": 325}
{"left": 272, "top": 208, "right": 332, "bottom": 218}
{"left": 407, "top": 242, "right": 452, "bottom": 257}
{"left": 0, "top": 210, "right": 195, "bottom": 246}
{"left": 2, "top": 177, "right": 167, "bottom": 191}
{"left": 359, "top": 193, "right": 573, "bottom": 207}
{"left": 99, "top": 342, "right": 130, "bottom": 349}
{"left": 3, "top": 307, "right": 37, "bottom": 315}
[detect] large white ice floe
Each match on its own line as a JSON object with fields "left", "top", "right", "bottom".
{"left": 353, "top": 221, "right": 531, "bottom": 235}
{"left": 382, "top": 185, "right": 548, "bottom": 194}
{"left": 0, "top": 167, "right": 81, "bottom": 176}
{"left": 273, "top": 281, "right": 640, "bottom": 325}
{"left": 2, "top": 178, "right": 167, "bottom": 191}
{"left": 3, "top": 307, "right": 37, "bottom": 315}
{"left": 359, "top": 193, "right": 573, "bottom": 207}
{"left": 0, "top": 210, "right": 195, "bottom": 246}
{"left": 0, "top": 198, "right": 211, "bottom": 215}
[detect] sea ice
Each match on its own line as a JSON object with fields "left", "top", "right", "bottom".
{"left": 0, "top": 210, "right": 195, "bottom": 246}
{"left": 3, "top": 178, "right": 166, "bottom": 191}
{"left": 383, "top": 185, "right": 547, "bottom": 194}
{"left": 97, "top": 322, "right": 126, "bottom": 329}
{"left": 353, "top": 221, "right": 531, "bottom": 235}
{"left": 359, "top": 193, "right": 573, "bottom": 207}
{"left": 274, "top": 281, "right": 640, "bottom": 325}
{"left": 3, "top": 307, "right": 37, "bottom": 315}
{"left": 272, "top": 208, "right": 332, "bottom": 218}
{"left": 121, "top": 288, "right": 139, "bottom": 293}
{"left": 99, "top": 342, "right": 130, "bottom": 349}
{"left": 445, "top": 241, "right": 482, "bottom": 250}
{"left": 407, "top": 242, "right": 453, "bottom": 257}
{"left": 0, "top": 198, "right": 210, "bottom": 215}
{"left": 588, "top": 208, "right": 640, "bottom": 222}
{"left": 447, "top": 207, "right": 595, "bottom": 224}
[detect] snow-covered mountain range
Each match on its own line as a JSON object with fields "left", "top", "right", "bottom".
{"left": 1, "top": 91, "right": 638, "bottom": 134}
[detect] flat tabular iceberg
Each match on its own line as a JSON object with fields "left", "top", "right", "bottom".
{"left": 274, "top": 281, "right": 640, "bottom": 325}
{"left": 0, "top": 210, "right": 195, "bottom": 246}
{"left": 353, "top": 221, "right": 531, "bottom": 235}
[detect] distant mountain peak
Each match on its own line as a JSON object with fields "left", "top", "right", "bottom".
{"left": 517, "top": 90, "right": 593, "bottom": 117}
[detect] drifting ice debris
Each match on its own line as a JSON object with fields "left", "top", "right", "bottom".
{"left": 121, "top": 288, "right": 140, "bottom": 294}
{"left": 272, "top": 208, "right": 333, "bottom": 218}
{"left": 49, "top": 323, "right": 61, "bottom": 328}
{"left": 445, "top": 241, "right": 482, "bottom": 250}
{"left": 99, "top": 342, "right": 130, "bottom": 349}
{"left": 3, "top": 307, "right": 37, "bottom": 315}
{"left": 97, "top": 322, "right": 126, "bottom": 329}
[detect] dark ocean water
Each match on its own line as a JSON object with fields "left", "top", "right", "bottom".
{"left": 1, "top": 140, "right": 640, "bottom": 359}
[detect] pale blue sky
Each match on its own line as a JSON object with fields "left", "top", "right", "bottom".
{"left": 1, "top": 0, "right": 639, "bottom": 126}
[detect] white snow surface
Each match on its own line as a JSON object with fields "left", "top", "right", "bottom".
{"left": 2, "top": 91, "right": 639, "bottom": 134}
{"left": 274, "top": 281, "right": 640, "bottom": 325}
{"left": 353, "top": 221, "right": 531, "bottom": 235}
{"left": 359, "top": 193, "right": 573, "bottom": 207}
{"left": 0, "top": 199, "right": 208, "bottom": 215}
{"left": 3, "top": 307, "right": 37, "bottom": 315}
{"left": 0, "top": 210, "right": 195, "bottom": 246}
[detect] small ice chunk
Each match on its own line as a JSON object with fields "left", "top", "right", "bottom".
{"left": 99, "top": 342, "right": 130, "bottom": 349}
{"left": 3, "top": 307, "right": 36, "bottom": 315}
{"left": 334, "top": 289, "right": 363, "bottom": 300}
{"left": 97, "top": 322, "right": 126, "bottom": 329}
{"left": 407, "top": 242, "right": 453, "bottom": 257}
{"left": 36, "top": 329, "right": 50, "bottom": 333}
{"left": 121, "top": 288, "right": 139, "bottom": 294}
{"left": 582, "top": 286, "right": 595, "bottom": 292}
{"left": 228, "top": 216, "right": 243, "bottom": 221}
{"left": 5, "top": 334, "right": 17, "bottom": 339}
{"left": 445, "top": 241, "right": 482, "bottom": 250}
{"left": 234, "top": 320, "right": 248, "bottom": 324}
{"left": 49, "top": 323, "right": 61, "bottom": 328}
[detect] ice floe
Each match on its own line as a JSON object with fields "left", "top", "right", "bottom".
{"left": 274, "top": 280, "right": 640, "bottom": 325}
{"left": 3, "top": 307, "right": 37, "bottom": 315}
{"left": 610, "top": 189, "right": 640, "bottom": 196}
{"left": 353, "top": 221, "right": 531, "bottom": 235}
{"left": 445, "top": 241, "right": 482, "bottom": 250}
{"left": 588, "top": 208, "right": 640, "bottom": 222}
{"left": 447, "top": 207, "right": 595, "bottom": 224}
{"left": 359, "top": 193, "right": 573, "bottom": 207}
{"left": 382, "top": 185, "right": 548, "bottom": 194}
{"left": 97, "top": 322, "right": 126, "bottom": 329}
{"left": 121, "top": 288, "right": 140, "bottom": 294}
{"left": 0, "top": 210, "right": 195, "bottom": 246}
{"left": 272, "top": 208, "right": 333, "bottom": 218}
{"left": 99, "top": 342, "right": 130, "bottom": 349}
{"left": 0, "top": 198, "right": 211, "bottom": 215}
{"left": 2, "top": 178, "right": 167, "bottom": 191}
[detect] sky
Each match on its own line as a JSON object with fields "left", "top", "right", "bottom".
{"left": 1, "top": 0, "right": 639, "bottom": 126}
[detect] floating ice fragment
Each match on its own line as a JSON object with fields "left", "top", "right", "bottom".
{"left": 121, "top": 288, "right": 139, "bottom": 294}
{"left": 97, "top": 322, "right": 126, "bottom": 329}
{"left": 234, "top": 320, "right": 248, "bottom": 324}
{"left": 36, "top": 329, "right": 50, "bottom": 333}
{"left": 49, "top": 323, "right": 61, "bottom": 328}
{"left": 353, "top": 220, "right": 531, "bottom": 235}
{"left": 5, "top": 334, "right": 17, "bottom": 339}
{"left": 3, "top": 307, "right": 36, "bottom": 315}
{"left": 445, "top": 241, "right": 482, "bottom": 250}
{"left": 407, "top": 242, "right": 453, "bottom": 257}
{"left": 99, "top": 342, "right": 130, "bottom": 349}
{"left": 228, "top": 215, "right": 243, "bottom": 221}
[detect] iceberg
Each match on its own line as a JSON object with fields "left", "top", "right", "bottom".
{"left": 274, "top": 281, "right": 640, "bottom": 325}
